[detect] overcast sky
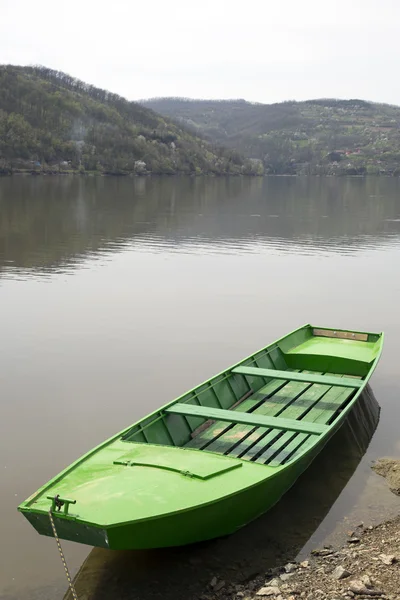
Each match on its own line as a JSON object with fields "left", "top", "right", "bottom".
{"left": 1, "top": 0, "right": 399, "bottom": 105}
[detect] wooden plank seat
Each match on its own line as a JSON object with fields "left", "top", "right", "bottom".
{"left": 232, "top": 366, "right": 362, "bottom": 388}
{"left": 165, "top": 404, "right": 327, "bottom": 435}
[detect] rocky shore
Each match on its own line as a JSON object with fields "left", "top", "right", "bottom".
{"left": 203, "top": 459, "right": 400, "bottom": 600}
{"left": 205, "top": 517, "right": 399, "bottom": 600}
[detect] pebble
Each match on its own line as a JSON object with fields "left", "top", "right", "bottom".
{"left": 300, "top": 560, "right": 309, "bottom": 568}
{"left": 312, "top": 548, "right": 334, "bottom": 557}
{"left": 361, "top": 575, "right": 373, "bottom": 588}
{"left": 214, "top": 580, "right": 226, "bottom": 592}
{"left": 256, "top": 586, "right": 281, "bottom": 596}
{"left": 347, "top": 538, "right": 361, "bottom": 544}
{"left": 349, "top": 581, "right": 370, "bottom": 595}
{"left": 265, "top": 567, "right": 283, "bottom": 578}
{"left": 348, "top": 579, "right": 382, "bottom": 595}
{"left": 210, "top": 577, "right": 218, "bottom": 588}
{"left": 379, "top": 554, "right": 396, "bottom": 565}
{"left": 332, "top": 565, "right": 352, "bottom": 580}
{"left": 285, "top": 563, "right": 298, "bottom": 573}
{"left": 280, "top": 573, "right": 295, "bottom": 582}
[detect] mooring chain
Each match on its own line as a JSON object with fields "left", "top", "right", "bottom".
{"left": 48, "top": 506, "right": 79, "bottom": 600}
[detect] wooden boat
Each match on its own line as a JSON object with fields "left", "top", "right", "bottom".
{"left": 18, "top": 324, "right": 383, "bottom": 550}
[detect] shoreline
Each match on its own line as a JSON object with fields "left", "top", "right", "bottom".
{"left": 0, "top": 170, "right": 258, "bottom": 178}
{"left": 1, "top": 171, "right": 400, "bottom": 178}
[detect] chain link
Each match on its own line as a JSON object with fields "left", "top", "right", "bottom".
{"left": 48, "top": 509, "right": 79, "bottom": 600}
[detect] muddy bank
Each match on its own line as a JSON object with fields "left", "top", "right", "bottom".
{"left": 372, "top": 459, "right": 400, "bottom": 496}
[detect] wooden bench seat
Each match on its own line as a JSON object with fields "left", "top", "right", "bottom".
{"left": 166, "top": 404, "right": 327, "bottom": 435}
{"left": 232, "top": 366, "right": 362, "bottom": 388}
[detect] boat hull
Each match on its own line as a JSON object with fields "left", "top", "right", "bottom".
{"left": 21, "top": 422, "right": 340, "bottom": 550}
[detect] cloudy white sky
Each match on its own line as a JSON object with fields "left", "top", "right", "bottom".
{"left": 1, "top": 0, "right": 399, "bottom": 105}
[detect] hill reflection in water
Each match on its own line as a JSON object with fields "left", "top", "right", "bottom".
{"left": 1, "top": 176, "right": 400, "bottom": 279}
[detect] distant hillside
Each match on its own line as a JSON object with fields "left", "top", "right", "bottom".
{"left": 141, "top": 97, "right": 400, "bottom": 175}
{"left": 0, "top": 66, "right": 260, "bottom": 176}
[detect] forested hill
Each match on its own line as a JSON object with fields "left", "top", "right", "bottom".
{"left": 141, "top": 97, "right": 400, "bottom": 176}
{"left": 0, "top": 66, "right": 260, "bottom": 176}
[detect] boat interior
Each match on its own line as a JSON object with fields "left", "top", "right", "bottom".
{"left": 121, "top": 327, "right": 382, "bottom": 467}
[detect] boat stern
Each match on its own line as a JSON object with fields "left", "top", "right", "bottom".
{"left": 279, "top": 325, "right": 383, "bottom": 377}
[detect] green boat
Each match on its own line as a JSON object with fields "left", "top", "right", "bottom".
{"left": 18, "top": 324, "right": 383, "bottom": 550}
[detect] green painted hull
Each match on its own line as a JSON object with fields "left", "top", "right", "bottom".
{"left": 18, "top": 324, "right": 383, "bottom": 550}
{"left": 21, "top": 442, "right": 330, "bottom": 550}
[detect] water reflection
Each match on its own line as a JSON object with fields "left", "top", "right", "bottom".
{"left": 65, "top": 387, "right": 380, "bottom": 600}
{"left": 2, "top": 176, "right": 399, "bottom": 600}
{"left": 1, "top": 176, "right": 400, "bottom": 278}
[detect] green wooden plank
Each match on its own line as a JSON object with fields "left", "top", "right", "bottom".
{"left": 232, "top": 367, "right": 362, "bottom": 388}
{"left": 226, "top": 426, "right": 274, "bottom": 459}
{"left": 238, "top": 376, "right": 328, "bottom": 461}
{"left": 207, "top": 379, "right": 311, "bottom": 456}
{"left": 260, "top": 385, "right": 354, "bottom": 465}
{"left": 185, "top": 378, "right": 287, "bottom": 450}
{"left": 266, "top": 432, "right": 311, "bottom": 466}
{"left": 166, "top": 404, "right": 327, "bottom": 435}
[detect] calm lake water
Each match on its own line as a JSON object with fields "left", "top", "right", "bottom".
{"left": 1, "top": 175, "right": 400, "bottom": 600}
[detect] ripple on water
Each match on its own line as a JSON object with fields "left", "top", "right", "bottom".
{"left": 2, "top": 230, "right": 400, "bottom": 280}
